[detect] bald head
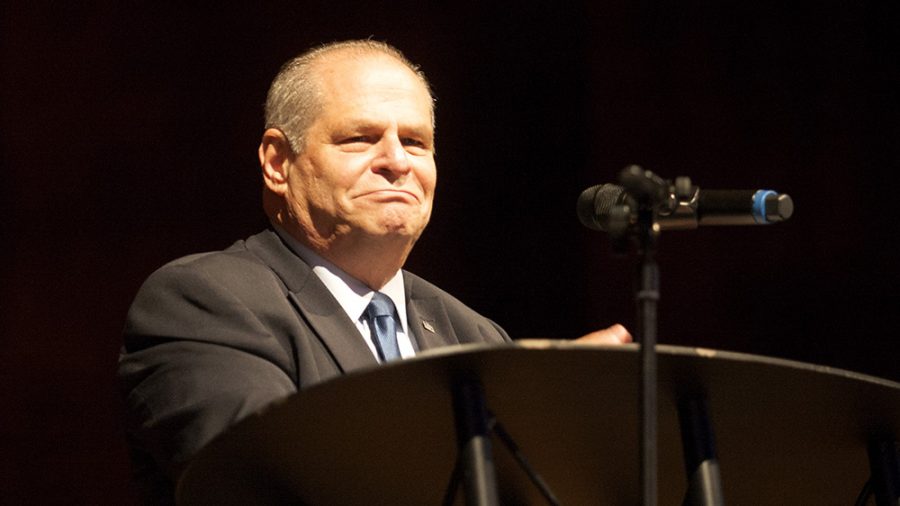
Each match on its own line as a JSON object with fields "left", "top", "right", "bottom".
{"left": 264, "top": 40, "right": 435, "bottom": 153}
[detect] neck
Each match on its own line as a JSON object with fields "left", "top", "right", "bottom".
{"left": 323, "top": 238, "right": 411, "bottom": 289}
{"left": 275, "top": 222, "right": 413, "bottom": 290}
{"left": 267, "top": 200, "right": 418, "bottom": 289}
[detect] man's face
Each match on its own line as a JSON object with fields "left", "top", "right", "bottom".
{"left": 284, "top": 54, "right": 436, "bottom": 248}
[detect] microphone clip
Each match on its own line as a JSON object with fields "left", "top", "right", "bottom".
{"left": 607, "top": 166, "right": 698, "bottom": 249}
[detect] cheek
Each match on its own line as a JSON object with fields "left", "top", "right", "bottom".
{"left": 313, "top": 156, "right": 365, "bottom": 198}
{"left": 418, "top": 163, "right": 438, "bottom": 196}
{"left": 287, "top": 173, "right": 329, "bottom": 217}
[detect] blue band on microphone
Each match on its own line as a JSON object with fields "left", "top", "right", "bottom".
{"left": 752, "top": 190, "right": 776, "bottom": 224}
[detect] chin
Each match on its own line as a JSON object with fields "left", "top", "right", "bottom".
{"left": 377, "top": 223, "right": 419, "bottom": 237}
{"left": 368, "top": 217, "right": 425, "bottom": 238}
{"left": 374, "top": 209, "right": 427, "bottom": 232}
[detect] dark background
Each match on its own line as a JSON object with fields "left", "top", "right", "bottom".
{"left": 2, "top": 1, "right": 898, "bottom": 503}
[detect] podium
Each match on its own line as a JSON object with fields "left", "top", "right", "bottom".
{"left": 177, "top": 342, "right": 900, "bottom": 505}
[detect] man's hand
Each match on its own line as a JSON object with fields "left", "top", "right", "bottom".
{"left": 575, "top": 324, "right": 633, "bottom": 345}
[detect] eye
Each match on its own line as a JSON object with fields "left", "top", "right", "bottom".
{"left": 401, "top": 137, "right": 424, "bottom": 148}
{"left": 401, "top": 137, "right": 431, "bottom": 154}
{"left": 340, "top": 136, "right": 374, "bottom": 144}
{"left": 336, "top": 136, "right": 376, "bottom": 152}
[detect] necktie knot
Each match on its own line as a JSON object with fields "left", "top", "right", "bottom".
{"left": 365, "top": 292, "right": 396, "bottom": 320}
{"left": 365, "top": 292, "right": 401, "bottom": 362}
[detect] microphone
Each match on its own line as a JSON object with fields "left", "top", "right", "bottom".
{"left": 577, "top": 183, "right": 794, "bottom": 232}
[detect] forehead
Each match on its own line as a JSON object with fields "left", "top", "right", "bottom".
{"left": 313, "top": 54, "right": 434, "bottom": 127}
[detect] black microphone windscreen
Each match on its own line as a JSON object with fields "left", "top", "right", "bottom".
{"left": 577, "top": 184, "right": 626, "bottom": 231}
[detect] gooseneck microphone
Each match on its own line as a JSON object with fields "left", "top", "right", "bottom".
{"left": 577, "top": 183, "right": 794, "bottom": 232}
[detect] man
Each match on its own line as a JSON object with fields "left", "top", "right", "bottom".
{"left": 119, "top": 40, "right": 630, "bottom": 504}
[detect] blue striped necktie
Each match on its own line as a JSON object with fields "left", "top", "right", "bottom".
{"left": 365, "top": 292, "right": 401, "bottom": 362}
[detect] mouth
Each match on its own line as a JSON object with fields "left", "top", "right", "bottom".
{"left": 360, "top": 189, "right": 421, "bottom": 203}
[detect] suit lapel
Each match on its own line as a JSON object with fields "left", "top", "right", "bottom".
{"left": 405, "top": 274, "right": 460, "bottom": 352}
{"left": 246, "top": 230, "right": 378, "bottom": 373}
{"left": 287, "top": 281, "right": 378, "bottom": 372}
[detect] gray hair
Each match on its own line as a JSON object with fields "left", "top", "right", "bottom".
{"left": 264, "top": 40, "right": 435, "bottom": 153}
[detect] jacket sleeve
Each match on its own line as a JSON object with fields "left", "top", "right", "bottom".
{"left": 118, "top": 257, "right": 298, "bottom": 484}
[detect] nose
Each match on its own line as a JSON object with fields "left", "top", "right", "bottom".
{"left": 373, "top": 133, "right": 411, "bottom": 181}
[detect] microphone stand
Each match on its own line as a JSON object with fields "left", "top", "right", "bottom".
{"left": 613, "top": 166, "right": 725, "bottom": 506}
{"left": 615, "top": 165, "right": 667, "bottom": 506}
{"left": 635, "top": 206, "right": 659, "bottom": 506}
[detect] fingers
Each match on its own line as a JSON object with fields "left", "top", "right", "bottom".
{"left": 605, "top": 323, "right": 633, "bottom": 343}
{"left": 575, "top": 324, "right": 633, "bottom": 345}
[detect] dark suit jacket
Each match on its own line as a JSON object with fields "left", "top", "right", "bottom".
{"left": 118, "top": 229, "right": 511, "bottom": 503}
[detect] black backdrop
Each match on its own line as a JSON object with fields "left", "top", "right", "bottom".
{"left": 2, "top": 1, "right": 898, "bottom": 503}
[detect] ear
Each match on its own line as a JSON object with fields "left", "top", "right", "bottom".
{"left": 259, "top": 128, "right": 294, "bottom": 195}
